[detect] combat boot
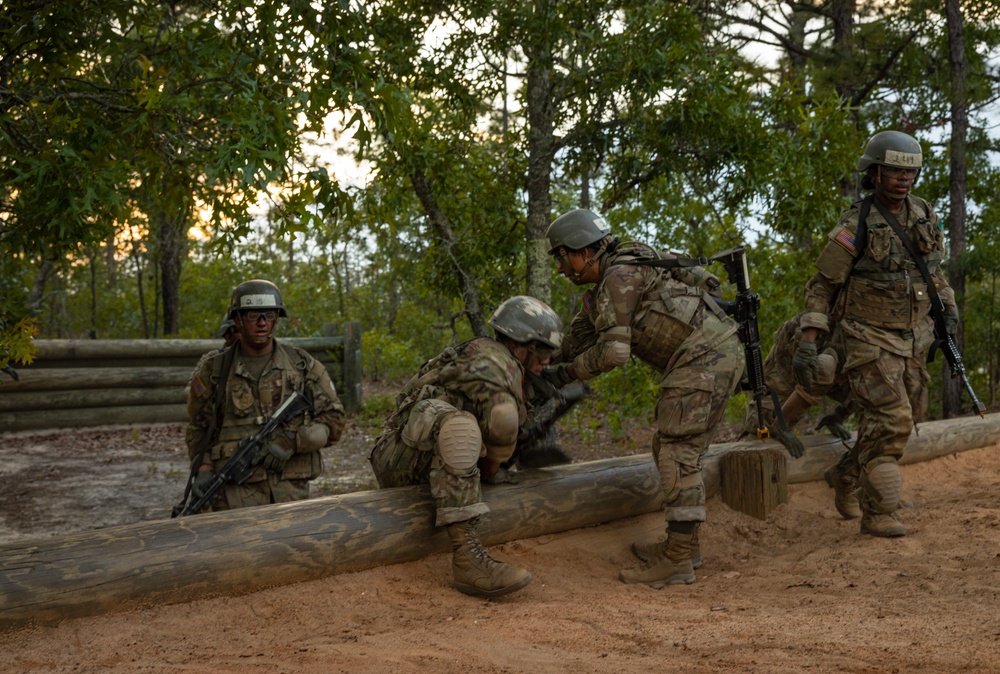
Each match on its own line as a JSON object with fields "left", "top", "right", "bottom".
{"left": 632, "top": 526, "right": 702, "bottom": 570}
{"left": 824, "top": 463, "right": 861, "bottom": 520}
{"left": 447, "top": 518, "right": 533, "bottom": 597}
{"left": 620, "top": 531, "right": 696, "bottom": 587}
{"left": 860, "top": 511, "right": 906, "bottom": 538}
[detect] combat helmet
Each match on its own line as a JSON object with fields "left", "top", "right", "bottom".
{"left": 217, "top": 313, "right": 236, "bottom": 337}
{"left": 545, "top": 209, "right": 611, "bottom": 255}
{"left": 489, "top": 296, "right": 564, "bottom": 349}
{"left": 857, "top": 131, "right": 922, "bottom": 173}
{"left": 227, "top": 279, "right": 288, "bottom": 318}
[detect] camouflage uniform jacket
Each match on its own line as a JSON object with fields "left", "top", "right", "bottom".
{"left": 186, "top": 341, "right": 346, "bottom": 481}
{"left": 382, "top": 337, "right": 527, "bottom": 458}
{"left": 561, "top": 242, "right": 738, "bottom": 377}
{"left": 802, "top": 194, "right": 954, "bottom": 358}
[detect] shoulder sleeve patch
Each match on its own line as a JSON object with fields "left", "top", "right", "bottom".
{"left": 833, "top": 227, "right": 856, "bottom": 253}
{"left": 190, "top": 376, "right": 207, "bottom": 398}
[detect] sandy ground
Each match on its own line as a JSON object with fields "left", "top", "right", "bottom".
{"left": 1, "top": 415, "right": 999, "bottom": 673}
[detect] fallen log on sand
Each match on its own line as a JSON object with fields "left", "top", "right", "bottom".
{"left": 1, "top": 414, "right": 996, "bottom": 628}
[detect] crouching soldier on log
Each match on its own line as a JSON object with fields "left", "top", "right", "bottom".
{"left": 183, "top": 280, "right": 346, "bottom": 512}
{"left": 368, "top": 296, "right": 564, "bottom": 598}
{"left": 544, "top": 208, "right": 744, "bottom": 588}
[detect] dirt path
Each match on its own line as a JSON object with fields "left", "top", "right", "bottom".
{"left": 2, "top": 433, "right": 999, "bottom": 673}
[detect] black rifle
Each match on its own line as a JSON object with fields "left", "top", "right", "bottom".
{"left": 710, "top": 246, "right": 786, "bottom": 441}
{"left": 927, "top": 295, "right": 987, "bottom": 417}
{"left": 172, "top": 391, "right": 313, "bottom": 517}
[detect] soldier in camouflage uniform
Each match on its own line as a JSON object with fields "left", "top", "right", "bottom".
{"left": 793, "top": 131, "right": 957, "bottom": 537}
{"left": 742, "top": 313, "right": 857, "bottom": 515}
{"left": 368, "top": 295, "right": 564, "bottom": 598}
{"left": 186, "top": 280, "right": 346, "bottom": 511}
{"left": 753, "top": 310, "right": 932, "bottom": 521}
{"left": 545, "top": 209, "right": 744, "bottom": 587}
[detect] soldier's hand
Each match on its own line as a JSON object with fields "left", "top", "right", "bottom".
{"left": 944, "top": 304, "right": 960, "bottom": 338}
{"left": 816, "top": 413, "right": 852, "bottom": 442}
{"left": 558, "top": 380, "right": 591, "bottom": 405}
{"left": 771, "top": 426, "right": 805, "bottom": 459}
{"left": 791, "top": 341, "right": 819, "bottom": 389}
{"left": 541, "top": 365, "right": 576, "bottom": 389}
{"left": 481, "top": 465, "right": 519, "bottom": 485}
{"left": 296, "top": 422, "right": 330, "bottom": 452}
{"left": 257, "top": 442, "right": 294, "bottom": 473}
{"left": 192, "top": 470, "right": 216, "bottom": 499}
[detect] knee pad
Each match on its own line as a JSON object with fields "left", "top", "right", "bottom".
{"left": 403, "top": 399, "right": 458, "bottom": 451}
{"left": 437, "top": 412, "right": 483, "bottom": 470}
{"left": 861, "top": 457, "right": 902, "bottom": 514}
{"left": 483, "top": 399, "right": 519, "bottom": 462}
{"left": 658, "top": 455, "right": 681, "bottom": 503}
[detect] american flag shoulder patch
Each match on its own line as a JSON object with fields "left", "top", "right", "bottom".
{"left": 833, "top": 228, "right": 856, "bottom": 253}
{"left": 582, "top": 289, "right": 595, "bottom": 313}
{"left": 191, "top": 376, "right": 206, "bottom": 398}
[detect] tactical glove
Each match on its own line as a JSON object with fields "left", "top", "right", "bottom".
{"left": 816, "top": 411, "right": 852, "bottom": 442}
{"left": 257, "top": 442, "right": 294, "bottom": 473}
{"left": 771, "top": 426, "right": 805, "bottom": 459}
{"left": 192, "top": 470, "right": 216, "bottom": 499}
{"left": 541, "top": 365, "right": 576, "bottom": 389}
{"left": 481, "top": 465, "right": 519, "bottom": 485}
{"left": 791, "top": 341, "right": 819, "bottom": 389}
{"left": 296, "top": 422, "right": 330, "bottom": 452}
{"left": 944, "top": 304, "right": 960, "bottom": 338}
{"left": 558, "top": 380, "right": 591, "bottom": 405}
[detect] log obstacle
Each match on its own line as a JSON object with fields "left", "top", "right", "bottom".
{"left": 0, "top": 414, "right": 996, "bottom": 628}
{"left": 1, "top": 326, "right": 363, "bottom": 432}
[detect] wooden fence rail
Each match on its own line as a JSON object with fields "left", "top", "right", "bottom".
{"left": 0, "top": 323, "right": 362, "bottom": 432}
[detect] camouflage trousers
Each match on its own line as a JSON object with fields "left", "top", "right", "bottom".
{"left": 368, "top": 402, "right": 489, "bottom": 527}
{"left": 209, "top": 473, "right": 310, "bottom": 512}
{"left": 841, "top": 337, "right": 928, "bottom": 476}
{"left": 653, "top": 333, "right": 744, "bottom": 523}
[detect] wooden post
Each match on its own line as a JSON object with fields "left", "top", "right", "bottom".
{"left": 341, "top": 321, "right": 363, "bottom": 413}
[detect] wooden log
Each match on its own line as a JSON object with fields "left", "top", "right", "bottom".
{"left": 0, "top": 404, "right": 187, "bottom": 432}
{"left": 1, "top": 367, "right": 195, "bottom": 392}
{"left": 0, "top": 387, "right": 186, "bottom": 412}
{"left": 29, "top": 337, "right": 344, "bottom": 362}
{"left": 0, "top": 414, "right": 996, "bottom": 628}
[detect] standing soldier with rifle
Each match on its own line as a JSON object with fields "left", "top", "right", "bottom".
{"left": 180, "top": 280, "right": 346, "bottom": 513}
{"left": 793, "top": 131, "right": 971, "bottom": 538}
{"left": 544, "top": 209, "right": 744, "bottom": 587}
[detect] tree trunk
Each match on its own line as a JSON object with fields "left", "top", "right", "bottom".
{"left": 944, "top": 0, "right": 968, "bottom": 418}
{"left": 157, "top": 204, "right": 187, "bottom": 337}
{"left": 409, "top": 168, "right": 489, "bottom": 337}
{"left": 524, "top": 0, "right": 557, "bottom": 304}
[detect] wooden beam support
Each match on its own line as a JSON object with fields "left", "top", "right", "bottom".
{"left": 0, "top": 414, "right": 996, "bottom": 628}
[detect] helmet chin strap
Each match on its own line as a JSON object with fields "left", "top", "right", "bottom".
{"left": 568, "top": 240, "right": 608, "bottom": 283}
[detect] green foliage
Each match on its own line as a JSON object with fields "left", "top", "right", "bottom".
{"left": 363, "top": 328, "right": 429, "bottom": 382}
{"left": 355, "top": 393, "right": 397, "bottom": 434}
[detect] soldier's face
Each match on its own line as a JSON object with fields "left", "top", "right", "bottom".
{"left": 523, "top": 343, "right": 555, "bottom": 375}
{"left": 874, "top": 165, "right": 918, "bottom": 203}
{"left": 554, "top": 248, "right": 598, "bottom": 285}
{"left": 235, "top": 310, "right": 278, "bottom": 349}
